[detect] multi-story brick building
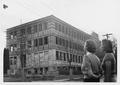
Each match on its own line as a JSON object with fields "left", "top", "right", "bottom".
{"left": 6, "top": 15, "right": 92, "bottom": 76}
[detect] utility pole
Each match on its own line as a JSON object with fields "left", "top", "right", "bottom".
{"left": 103, "top": 33, "right": 112, "bottom": 40}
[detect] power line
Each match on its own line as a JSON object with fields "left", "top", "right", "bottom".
{"left": 36, "top": 0, "right": 55, "bottom": 13}
{"left": 24, "top": 0, "right": 55, "bottom": 13}
{"left": 16, "top": 0, "right": 55, "bottom": 17}
{"left": 13, "top": 0, "right": 41, "bottom": 17}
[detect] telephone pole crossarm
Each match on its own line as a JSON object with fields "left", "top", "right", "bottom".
{"left": 103, "top": 33, "right": 112, "bottom": 39}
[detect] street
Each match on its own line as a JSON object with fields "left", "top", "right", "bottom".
{"left": 4, "top": 75, "right": 83, "bottom": 82}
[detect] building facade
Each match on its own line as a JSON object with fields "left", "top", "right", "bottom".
{"left": 6, "top": 15, "right": 92, "bottom": 76}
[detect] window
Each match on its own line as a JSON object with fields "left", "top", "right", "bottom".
{"left": 75, "top": 55, "right": 77, "bottom": 63}
{"left": 63, "top": 53, "right": 66, "bottom": 61}
{"left": 67, "top": 53, "right": 69, "bottom": 61}
{"left": 56, "top": 37, "right": 58, "bottom": 44}
{"left": 59, "top": 24, "right": 62, "bottom": 32}
{"left": 73, "top": 55, "right": 75, "bottom": 62}
{"left": 79, "top": 45, "right": 84, "bottom": 51}
{"left": 40, "top": 68, "right": 43, "bottom": 74}
{"left": 13, "top": 44, "right": 17, "bottom": 51}
{"left": 78, "top": 44, "right": 80, "bottom": 50}
{"left": 44, "top": 51, "right": 49, "bottom": 60}
{"left": 33, "top": 25, "right": 37, "bottom": 33}
{"left": 22, "top": 55, "right": 26, "bottom": 67}
{"left": 78, "top": 56, "right": 83, "bottom": 63}
{"left": 34, "top": 39, "right": 38, "bottom": 47}
{"left": 55, "top": 23, "right": 58, "bottom": 30}
{"left": 10, "top": 32, "right": 13, "bottom": 39}
{"left": 61, "top": 52, "right": 64, "bottom": 60}
{"left": 69, "top": 29, "right": 71, "bottom": 36}
{"left": 20, "top": 28, "right": 25, "bottom": 35}
{"left": 45, "top": 67, "right": 48, "bottom": 74}
{"left": 34, "top": 53, "right": 39, "bottom": 66}
{"left": 27, "top": 26, "right": 32, "bottom": 34}
{"left": 66, "top": 27, "right": 68, "bottom": 34}
{"left": 76, "top": 56, "right": 78, "bottom": 63}
{"left": 76, "top": 44, "right": 78, "bottom": 50}
{"left": 60, "top": 52, "right": 62, "bottom": 60}
{"left": 27, "top": 40, "right": 32, "bottom": 48}
{"left": 81, "top": 56, "right": 83, "bottom": 63}
{"left": 71, "top": 30, "right": 73, "bottom": 37}
{"left": 10, "top": 45, "right": 13, "bottom": 52}
{"left": 14, "top": 56, "right": 17, "bottom": 64}
{"left": 39, "top": 38, "right": 43, "bottom": 46}
{"left": 59, "top": 38, "right": 62, "bottom": 45}
{"left": 28, "top": 71, "right": 31, "bottom": 74}
{"left": 74, "top": 32, "right": 76, "bottom": 38}
{"left": 73, "top": 43, "right": 75, "bottom": 49}
{"left": 62, "top": 26, "right": 64, "bottom": 33}
{"left": 76, "top": 32, "right": 78, "bottom": 39}
{"left": 69, "top": 41, "right": 72, "bottom": 48}
{"left": 72, "top": 54, "right": 74, "bottom": 62}
{"left": 9, "top": 57, "right": 13, "bottom": 65}
{"left": 56, "top": 51, "right": 59, "bottom": 60}
{"left": 34, "top": 68, "right": 38, "bottom": 74}
{"left": 14, "top": 31, "right": 17, "bottom": 38}
{"left": 44, "top": 22, "right": 47, "bottom": 30}
{"left": 78, "top": 56, "right": 80, "bottom": 63}
{"left": 71, "top": 42, "right": 73, "bottom": 49}
{"left": 63, "top": 39, "right": 65, "bottom": 46}
{"left": 79, "top": 34, "right": 81, "bottom": 40}
{"left": 66, "top": 40, "right": 68, "bottom": 47}
{"left": 70, "top": 54, "right": 72, "bottom": 62}
{"left": 39, "top": 24, "right": 42, "bottom": 31}
{"left": 44, "top": 36, "right": 48, "bottom": 45}
{"left": 20, "top": 43, "right": 26, "bottom": 49}
{"left": 75, "top": 43, "right": 77, "bottom": 50}
{"left": 61, "top": 38, "right": 64, "bottom": 46}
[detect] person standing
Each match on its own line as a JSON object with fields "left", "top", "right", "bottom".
{"left": 101, "top": 39, "right": 116, "bottom": 82}
{"left": 81, "top": 39, "right": 102, "bottom": 82}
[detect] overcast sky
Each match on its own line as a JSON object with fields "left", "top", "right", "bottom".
{"left": 0, "top": 0, "right": 119, "bottom": 50}
{"left": 0, "top": 0, "right": 119, "bottom": 81}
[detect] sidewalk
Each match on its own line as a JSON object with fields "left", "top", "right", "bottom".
{"left": 4, "top": 74, "right": 84, "bottom": 82}
{"left": 53, "top": 75, "right": 83, "bottom": 82}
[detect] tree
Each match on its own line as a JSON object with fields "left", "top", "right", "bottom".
{"left": 3, "top": 48, "right": 9, "bottom": 74}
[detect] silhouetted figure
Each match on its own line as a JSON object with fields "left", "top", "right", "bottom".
{"left": 101, "top": 39, "right": 116, "bottom": 82}
{"left": 81, "top": 39, "right": 102, "bottom": 82}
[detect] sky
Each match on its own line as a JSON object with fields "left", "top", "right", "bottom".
{"left": 0, "top": 0, "right": 119, "bottom": 48}
{"left": 0, "top": 0, "right": 119, "bottom": 61}
{"left": 0, "top": 0, "right": 119, "bottom": 83}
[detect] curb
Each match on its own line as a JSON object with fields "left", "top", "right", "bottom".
{"left": 53, "top": 77, "right": 82, "bottom": 81}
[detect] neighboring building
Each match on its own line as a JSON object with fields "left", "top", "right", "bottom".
{"left": 6, "top": 15, "right": 92, "bottom": 76}
{"left": 91, "top": 32, "right": 104, "bottom": 61}
{"left": 91, "top": 32, "right": 99, "bottom": 39}
{"left": 91, "top": 32, "right": 101, "bottom": 47}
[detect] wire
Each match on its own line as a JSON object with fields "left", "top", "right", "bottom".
{"left": 36, "top": 0, "right": 55, "bottom": 13}
{"left": 24, "top": 0, "right": 55, "bottom": 13}
{"left": 13, "top": 0, "right": 42, "bottom": 17}
{"left": 16, "top": 0, "right": 55, "bottom": 17}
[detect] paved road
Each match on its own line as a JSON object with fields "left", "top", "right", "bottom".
{"left": 4, "top": 75, "right": 83, "bottom": 82}
{"left": 4, "top": 77, "right": 23, "bottom": 82}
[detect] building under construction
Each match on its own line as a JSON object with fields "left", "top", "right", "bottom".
{"left": 6, "top": 15, "right": 93, "bottom": 76}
